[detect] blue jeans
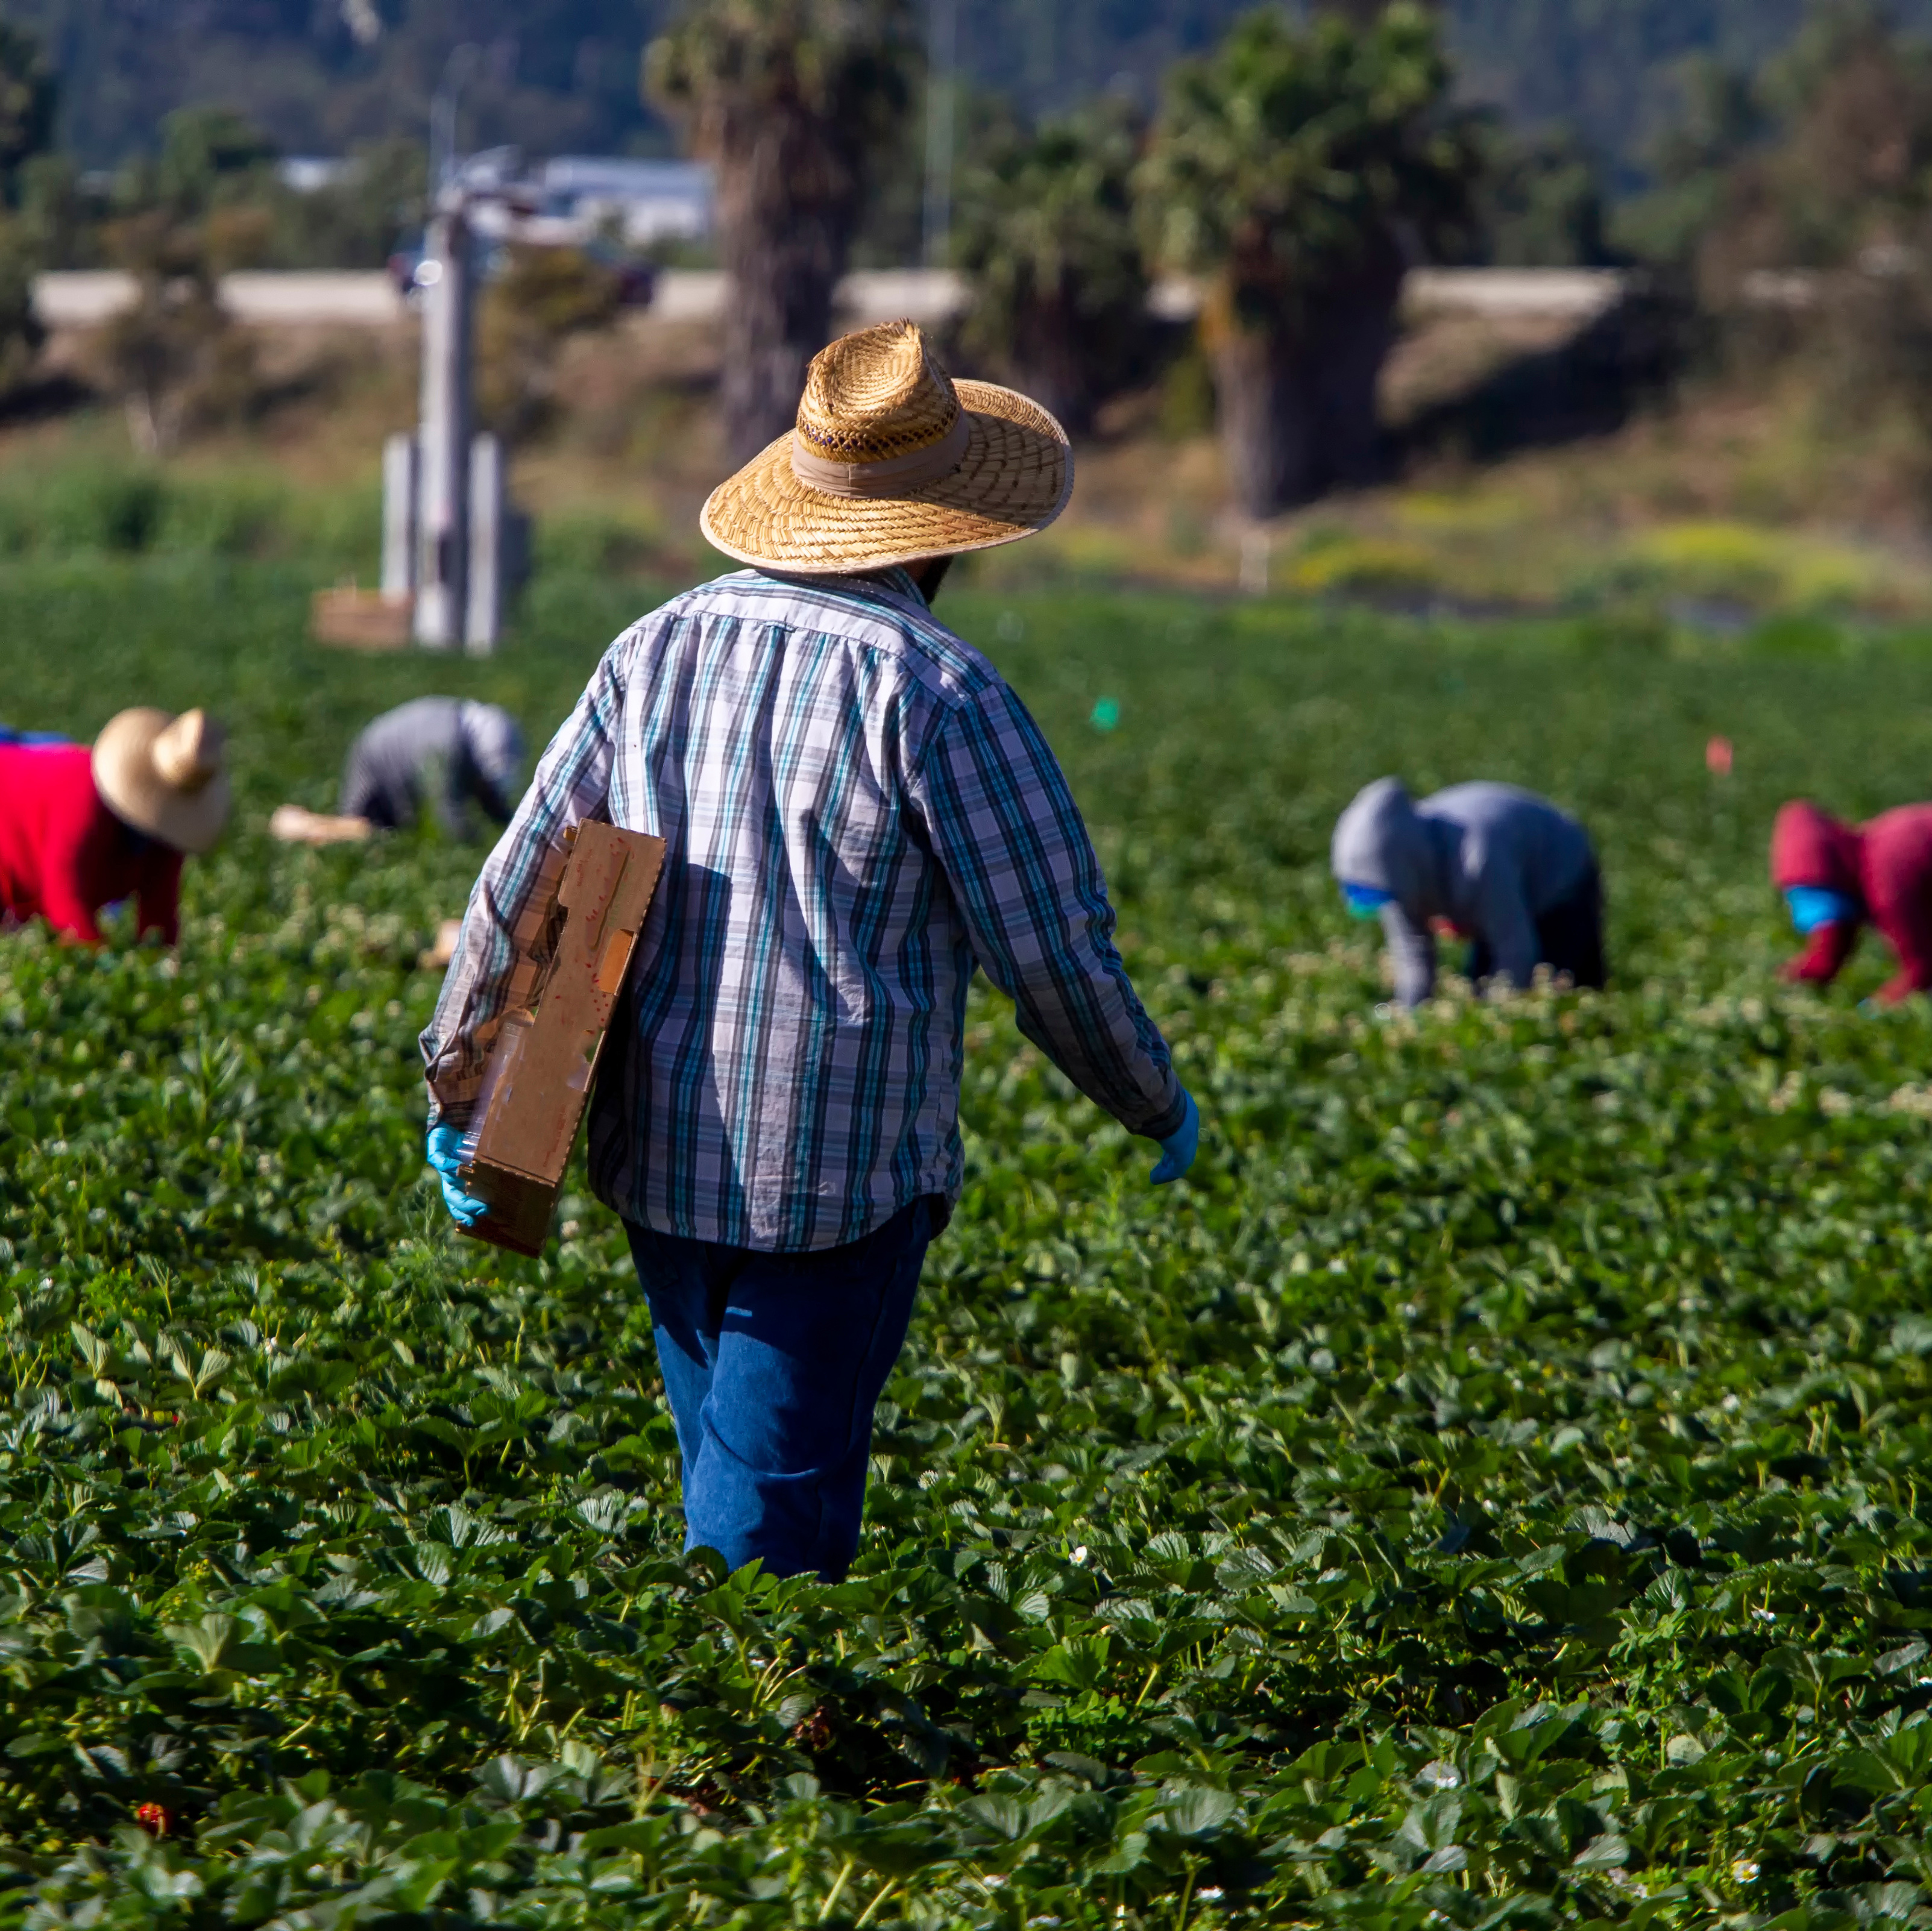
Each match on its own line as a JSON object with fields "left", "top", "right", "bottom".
{"left": 625, "top": 1196, "right": 940, "bottom": 1580}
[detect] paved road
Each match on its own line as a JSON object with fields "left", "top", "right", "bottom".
{"left": 36, "top": 271, "right": 408, "bottom": 327}
{"left": 33, "top": 266, "right": 1632, "bottom": 333}
{"left": 32, "top": 268, "right": 976, "bottom": 331}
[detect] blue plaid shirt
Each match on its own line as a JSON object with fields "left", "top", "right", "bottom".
{"left": 421, "top": 568, "right": 1184, "bottom": 1251}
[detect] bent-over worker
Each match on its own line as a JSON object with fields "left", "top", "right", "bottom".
{"left": 339, "top": 697, "right": 523, "bottom": 838}
{"left": 422, "top": 322, "right": 1197, "bottom": 1581}
{"left": 0, "top": 709, "right": 230, "bottom": 944}
{"left": 1332, "top": 777, "right": 1605, "bottom": 1008}
{"left": 1772, "top": 799, "right": 1932, "bottom": 1003}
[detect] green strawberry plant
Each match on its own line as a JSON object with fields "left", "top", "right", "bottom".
{"left": 4, "top": 559, "right": 1932, "bottom": 1924}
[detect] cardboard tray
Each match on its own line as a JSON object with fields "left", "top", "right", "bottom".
{"left": 312, "top": 587, "right": 414, "bottom": 650}
{"left": 458, "top": 820, "right": 666, "bottom": 1256}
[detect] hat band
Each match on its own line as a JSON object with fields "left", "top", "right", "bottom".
{"left": 790, "top": 411, "right": 971, "bottom": 498}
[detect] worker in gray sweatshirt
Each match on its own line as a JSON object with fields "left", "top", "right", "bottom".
{"left": 338, "top": 698, "right": 524, "bottom": 840}
{"left": 1331, "top": 777, "right": 1605, "bottom": 1008}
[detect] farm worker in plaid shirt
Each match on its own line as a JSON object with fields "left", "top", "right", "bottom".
{"left": 421, "top": 322, "right": 1197, "bottom": 1580}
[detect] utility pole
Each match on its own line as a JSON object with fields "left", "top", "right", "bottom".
{"left": 430, "top": 42, "right": 480, "bottom": 193}
{"left": 357, "top": 40, "right": 523, "bottom": 656}
{"left": 413, "top": 201, "right": 475, "bottom": 649}
{"left": 922, "top": 0, "right": 957, "bottom": 268}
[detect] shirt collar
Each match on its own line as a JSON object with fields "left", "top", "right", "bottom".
{"left": 873, "top": 565, "right": 928, "bottom": 608}
{"left": 754, "top": 564, "right": 930, "bottom": 613}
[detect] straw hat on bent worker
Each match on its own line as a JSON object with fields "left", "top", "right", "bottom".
{"left": 92, "top": 708, "right": 231, "bottom": 855}
{"left": 701, "top": 320, "right": 1073, "bottom": 574}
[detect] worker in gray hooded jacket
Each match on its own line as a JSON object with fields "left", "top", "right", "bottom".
{"left": 339, "top": 698, "right": 523, "bottom": 840}
{"left": 1331, "top": 778, "right": 1605, "bottom": 1008}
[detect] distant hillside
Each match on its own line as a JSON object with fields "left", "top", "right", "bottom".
{"left": 13, "top": 1, "right": 1932, "bottom": 176}
{"left": 5, "top": 1, "right": 1271, "bottom": 165}
{"left": 7, "top": 0, "right": 656, "bottom": 166}
{"left": 1452, "top": 0, "right": 1932, "bottom": 189}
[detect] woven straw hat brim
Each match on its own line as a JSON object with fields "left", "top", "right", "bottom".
{"left": 92, "top": 709, "right": 232, "bottom": 855}
{"left": 701, "top": 378, "right": 1072, "bottom": 575}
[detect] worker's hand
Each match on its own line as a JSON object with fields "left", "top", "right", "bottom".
{"left": 1148, "top": 1090, "right": 1200, "bottom": 1186}
{"left": 425, "top": 1123, "right": 488, "bottom": 1229}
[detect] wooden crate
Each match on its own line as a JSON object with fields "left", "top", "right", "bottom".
{"left": 312, "top": 587, "right": 413, "bottom": 651}
{"left": 458, "top": 821, "right": 666, "bottom": 1257}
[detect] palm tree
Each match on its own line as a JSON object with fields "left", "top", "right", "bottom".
{"left": 647, "top": 0, "right": 917, "bottom": 464}
{"left": 1137, "top": 2, "right": 1479, "bottom": 517}
{"left": 952, "top": 101, "right": 1149, "bottom": 436}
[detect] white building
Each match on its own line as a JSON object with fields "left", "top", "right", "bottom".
{"left": 536, "top": 158, "right": 714, "bottom": 247}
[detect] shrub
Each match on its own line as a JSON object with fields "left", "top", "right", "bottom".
{"left": 477, "top": 245, "right": 626, "bottom": 445}
{"left": 954, "top": 99, "right": 1151, "bottom": 436}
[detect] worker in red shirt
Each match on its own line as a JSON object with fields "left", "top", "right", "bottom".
{"left": 1772, "top": 799, "right": 1932, "bottom": 1004}
{"left": 0, "top": 708, "right": 231, "bottom": 945}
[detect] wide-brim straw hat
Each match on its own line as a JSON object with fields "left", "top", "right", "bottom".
{"left": 93, "top": 708, "right": 232, "bottom": 855}
{"left": 701, "top": 320, "right": 1073, "bottom": 575}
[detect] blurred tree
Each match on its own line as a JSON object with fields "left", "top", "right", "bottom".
{"left": 93, "top": 112, "right": 283, "bottom": 454}
{"left": 646, "top": 0, "right": 918, "bottom": 462}
{"left": 153, "top": 106, "right": 277, "bottom": 210}
{"left": 0, "top": 19, "right": 58, "bottom": 404}
{"left": 20, "top": 154, "right": 109, "bottom": 268}
{"left": 96, "top": 216, "right": 232, "bottom": 454}
{"left": 20, "top": 96, "right": 422, "bottom": 273}
{"left": 0, "top": 18, "right": 55, "bottom": 197}
{"left": 269, "top": 139, "right": 426, "bottom": 269}
{"left": 1613, "top": 57, "right": 1769, "bottom": 269}
{"left": 1138, "top": 1, "right": 1480, "bottom": 515}
{"left": 953, "top": 99, "right": 1150, "bottom": 435}
{"left": 1649, "top": 3, "right": 1932, "bottom": 485}
{"left": 1473, "top": 122, "right": 1612, "bottom": 267}
{"left": 478, "top": 242, "right": 626, "bottom": 443}
{"left": 104, "top": 107, "right": 281, "bottom": 275}
{"left": 0, "top": 211, "right": 42, "bottom": 395}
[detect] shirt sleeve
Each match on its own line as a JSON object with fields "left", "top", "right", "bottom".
{"left": 39, "top": 796, "right": 105, "bottom": 944}
{"left": 418, "top": 643, "right": 626, "bottom": 1125}
{"left": 136, "top": 847, "right": 182, "bottom": 944}
{"left": 1784, "top": 920, "right": 1860, "bottom": 988}
{"left": 909, "top": 680, "right": 1185, "bottom": 1142}
{"left": 1381, "top": 903, "right": 1436, "bottom": 1008}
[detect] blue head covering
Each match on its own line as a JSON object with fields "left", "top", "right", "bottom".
{"left": 1786, "top": 886, "right": 1860, "bottom": 935}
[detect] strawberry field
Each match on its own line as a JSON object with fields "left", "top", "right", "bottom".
{"left": 8, "top": 558, "right": 1932, "bottom": 1927}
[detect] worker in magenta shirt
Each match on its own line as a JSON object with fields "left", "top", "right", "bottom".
{"left": 1772, "top": 799, "right": 1932, "bottom": 1003}
{"left": 0, "top": 708, "right": 231, "bottom": 945}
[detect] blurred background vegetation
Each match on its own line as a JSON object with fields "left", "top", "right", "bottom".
{"left": 0, "top": 1, "right": 1927, "bottom": 621}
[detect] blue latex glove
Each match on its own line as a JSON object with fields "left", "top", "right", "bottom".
{"left": 1149, "top": 1090, "right": 1200, "bottom": 1186}
{"left": 426, "top": 1122, "right": 489, "bottom": 1228}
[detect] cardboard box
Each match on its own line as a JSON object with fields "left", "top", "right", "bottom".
{"left": 312, "top": 587, "right": 414, "bottom": 651}
{"left": 458, "top": 820, "right": 666, "bottom": 1257}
